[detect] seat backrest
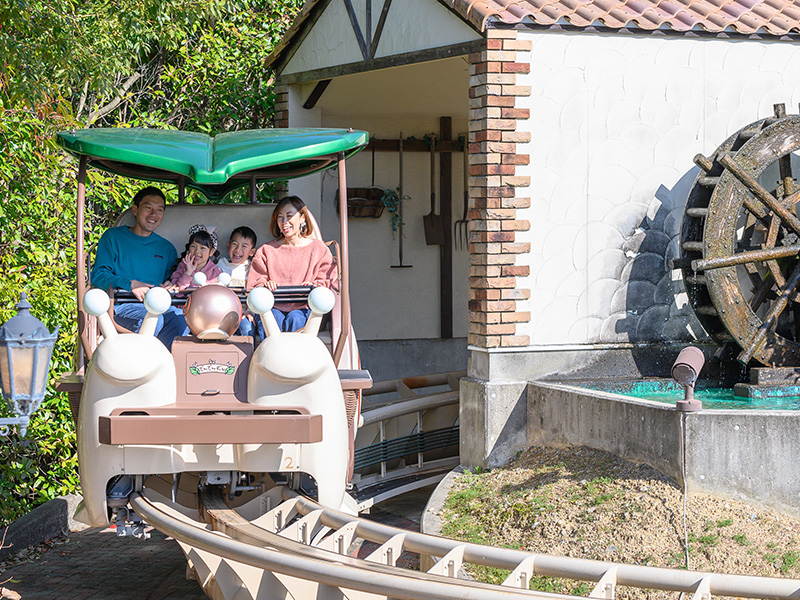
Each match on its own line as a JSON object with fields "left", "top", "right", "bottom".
{"left": 116, "top": 203, "right": 277, "bottom": 255}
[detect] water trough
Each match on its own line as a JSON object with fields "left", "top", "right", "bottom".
{"left": 528, "top": 379, "right": 800, "bottom": 517}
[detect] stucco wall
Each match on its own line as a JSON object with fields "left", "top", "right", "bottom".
{"left": 513, "top": 32, "right": 800, "bottom": 346}
{"left": 285, "top": 58, "right": 472, "bottom": 343}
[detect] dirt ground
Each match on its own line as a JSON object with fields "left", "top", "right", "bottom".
{"left": 438, "top": 446, "right": 800, "bottom": 598}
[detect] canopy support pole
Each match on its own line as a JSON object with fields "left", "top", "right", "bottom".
{"left": 333, "top": 153, "right": 351, "bottom": 367}
{"left": 77, "top": 156, "right": 92, "bottom": 362}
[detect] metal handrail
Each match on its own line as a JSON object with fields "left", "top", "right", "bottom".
{"left": 354, "top": 373, "right": 462, "bottom": 493}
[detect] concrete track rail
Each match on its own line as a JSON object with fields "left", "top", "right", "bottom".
{"left": 131, "top": 486, "right": 800, "bottom": 600}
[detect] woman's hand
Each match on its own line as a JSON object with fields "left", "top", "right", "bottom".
{"left": 160, "top": 282, "right": 179, "bottom": 292}
{"left": 263, "top": 280, "right": 277, "bottom": 291}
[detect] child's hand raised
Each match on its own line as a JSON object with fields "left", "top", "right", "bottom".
{"left": 182, "top": 254, "right": 197, "bottom": 275}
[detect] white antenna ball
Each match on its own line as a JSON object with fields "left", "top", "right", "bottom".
{"left": 217, "top": 272, "right": 232, "bottom": 287}
{"left": 144, "top": 287, "right": 172, "bottom": 315}
{"left": 193, "top": 272, "right": 208, "bottom": 287}
{"left": 247, "top": 287, "right": 274, "bottom": 314}
{"left": 83, "top": 289, "right": 110, "bottom": 317}
{"left": 308, "top": 287, "right": 335, "bottom": 315}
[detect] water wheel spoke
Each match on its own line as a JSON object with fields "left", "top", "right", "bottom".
{"left": 691, "top": 245, "right": 800, "bottom": 272}
{"left": 719, "top": 154, "right": 800, "bottom": 237}
{"left": 767, "top": 259, "right": 787, "bottom": 289}
{"left": 778, "top": 153, "right": 796, "bottom": 199}
{"left": 750, "top": 272, "right": 775, "bottom": 313}
{"left": 739, "top": 260, "right": 800, "bottom": 363}
{"left": 782, "top": 188, "right": 800, "bottom": 210}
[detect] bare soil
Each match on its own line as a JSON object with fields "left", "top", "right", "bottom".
{"left": 438, "top": 446, "right": 800, "bottom": 598}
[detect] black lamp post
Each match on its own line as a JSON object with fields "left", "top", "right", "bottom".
{"left": 0, "top": 294, "right": 58, "bottom": 436}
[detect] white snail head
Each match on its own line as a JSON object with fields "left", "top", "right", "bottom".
{"left": 217, "top": 272, "right": 232, "bottom": 287}
{"left": 193, "top": 272, "right": 208, "bottom": 287}
{"left": 247, "top": 287, "right": 274, "bottom": 315}
{"left": 308, "top": 287, "right": 335, "bottom": 315}
{"left": 83, "top": 289, "right": 110, "bottom": 317}
{"left": 144, "top": 287, "right": 172, "bottom": 315}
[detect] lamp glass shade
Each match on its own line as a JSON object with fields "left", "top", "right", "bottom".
{"left": 0, "top": 295, "right": 58, "bottom": 420}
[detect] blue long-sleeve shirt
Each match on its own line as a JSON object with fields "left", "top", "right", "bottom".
{"left": 90, "top": 226, "right": 177, "bottom": 292}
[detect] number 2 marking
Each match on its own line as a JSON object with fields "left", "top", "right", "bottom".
{"left": 284, "top": 456, "right": 294, "bottom": 469}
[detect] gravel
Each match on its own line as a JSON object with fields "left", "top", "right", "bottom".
{"left": 439, "top": 445, "right": 800, "bottom": 598}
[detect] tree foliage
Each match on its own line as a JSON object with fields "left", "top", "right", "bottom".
{"left": 0, "top": 0, "right": 303, "bottom": 524}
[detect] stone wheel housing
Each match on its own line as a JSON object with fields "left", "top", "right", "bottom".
{"left": 680, "top": 103, "right": 800, "bottom": 367}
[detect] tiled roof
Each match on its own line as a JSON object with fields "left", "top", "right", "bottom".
{"left": 446, "top": 0, "right": 800, "bottom": 35}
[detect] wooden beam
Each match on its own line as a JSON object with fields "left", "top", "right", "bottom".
{"left": 366, "top": 138, "right": 464, "bottom": 153}
{"left": 371, "top": 0, "right": 393, "bottom": 58}
{"left": 343, "top": 0, "right": 369, "bottom": 60}
{"left": 271, "top": 0, "right": 335, "bottom": 75}
{"left": 277, "top": 40, "right": 484, "bottom": 85}
{"left": 366, "top": 0, "right": 372, "bottom": 55}
{"left": 303, "top": 79, "right": 332, "bottom": 109}
{"left": 440, "top": 116, "right": 453, "bottom": 339}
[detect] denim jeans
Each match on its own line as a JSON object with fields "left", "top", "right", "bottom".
{"left": 114, "top": 303, "right": 189, "bottom": 350}
{"left": 256, "top": 307, "right": 311, "bottom": 338}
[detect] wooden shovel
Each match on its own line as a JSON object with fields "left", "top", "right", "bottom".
{"left": 423, "top": 135, "right": 445, "bottom": 245}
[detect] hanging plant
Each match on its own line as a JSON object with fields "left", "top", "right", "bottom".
{"left": 381, "top": 187, "right": 409, "bottom": 235}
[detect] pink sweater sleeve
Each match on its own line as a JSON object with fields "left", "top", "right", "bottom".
{"left": 247, "top": 245, "right": 270, "bottom": 290}
{"left": 310, "top": 241, "right": 336, "bottom": 288}
{"left": 171, "top": 260, "right": 221, "bottom": 289}
{"left": 170, "top": 261, "right": 192, "bottom": 288}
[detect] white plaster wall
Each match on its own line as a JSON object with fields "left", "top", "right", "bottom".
{"left": 316, "top": 115, "right": 470, "bottom": 341}
{"left": 283, "top": 1, "right": 363, "bottom": 75}
{"left": 374, "top": 0, "right": 480, "bottom": 59}
{"left": 284, "top": 59, "right": 470, "bottom": 342}
{"left": 283, "top": 0, "right": 478, "bottom": 76}
{"left": 514, "top": 32, "right": 800, "bottom": 346}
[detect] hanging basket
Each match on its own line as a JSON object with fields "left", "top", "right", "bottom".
{"left": 335, "top": 187, "right": 385, "bottom": 218}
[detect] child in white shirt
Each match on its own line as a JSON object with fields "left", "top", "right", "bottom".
{"left": 218, "top": 226, "right": 257, "bottom": 337}
{"left": 218, "top": 226, "right": 256, "bottom": 287}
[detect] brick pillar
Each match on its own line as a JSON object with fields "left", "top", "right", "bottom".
{"left": 272, "top": 83, "right": 289, "bottom": 198}
{"left": 467, "top": 29, "right": 532, "bottom": 349}
{"left": 273, "top": 83, "right": 289, "bottom": 128}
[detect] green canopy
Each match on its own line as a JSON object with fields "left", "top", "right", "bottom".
{"left": 56, "top": 128, "right": 368, "bottom": 201}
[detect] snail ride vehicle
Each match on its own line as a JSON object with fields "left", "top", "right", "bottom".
{"left": 55, "top": 127, "right": 372, "bottom": 534}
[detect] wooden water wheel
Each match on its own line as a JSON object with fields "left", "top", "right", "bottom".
{"left": 680, "top": 103, "right": 800, "bottom": 367}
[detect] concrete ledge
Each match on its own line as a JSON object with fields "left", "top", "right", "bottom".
{"left": 528, "top": 380, "right": 800, "bottom": 517}
{"left": 420, "top": 467, "right": 462, "bottom": 572}
{"left": 0, "top": 494, "right": 86, "bottom": 561}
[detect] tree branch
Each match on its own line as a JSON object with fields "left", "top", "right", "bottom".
{"left": 87, "top": 72, "right": 142, "bottom": 123}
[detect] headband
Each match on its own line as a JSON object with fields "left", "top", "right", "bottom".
{"left": 188, "top": 224, "right": 218, "bottom": 251}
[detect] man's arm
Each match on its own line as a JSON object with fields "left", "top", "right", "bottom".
{"left": 90, "top": 230, "right": 130, "bottom": 292}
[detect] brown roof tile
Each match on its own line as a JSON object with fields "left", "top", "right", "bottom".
{"left": 447, "top": 0, "right": 800, "bottom": 34}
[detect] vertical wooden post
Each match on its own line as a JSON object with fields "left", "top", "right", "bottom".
{"left": 440, "top": 116, "right": 453, "bottom": 339}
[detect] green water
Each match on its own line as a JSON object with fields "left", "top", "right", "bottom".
{"left": 589, "top": 381, "right": 800, "bottom": 410}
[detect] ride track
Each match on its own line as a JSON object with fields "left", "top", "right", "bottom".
{"left": 121, "top": 378, "right": 800, "bottom": 600}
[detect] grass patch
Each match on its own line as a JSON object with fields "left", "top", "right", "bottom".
{"left": 716, "top": 518, "right": 733, "bottom": 528}
{"left": 782, "top": 550, "right": 800, "bottom": 573}
{"left": 732, "top": 533, "right": 749, "bottom": 546}
{"left": 529, "top": 575, "right": 591, "bottom": 595}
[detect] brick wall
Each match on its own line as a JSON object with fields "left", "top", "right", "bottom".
{"left": 273, "top": 83, "right": 289, "bottom": 198}
{"left": 467, "top": 29, "right": 531, "bottom": 348}
{"left": 273, "top": 83, "right": 289, "bottom": 128}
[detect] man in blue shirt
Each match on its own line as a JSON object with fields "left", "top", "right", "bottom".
{"left": 91, "top": 186, "right": 188, "bottom": 349}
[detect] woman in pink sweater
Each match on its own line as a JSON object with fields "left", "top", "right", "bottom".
{"left": 247, "top": 196, "right": 337, "bottom": 332}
